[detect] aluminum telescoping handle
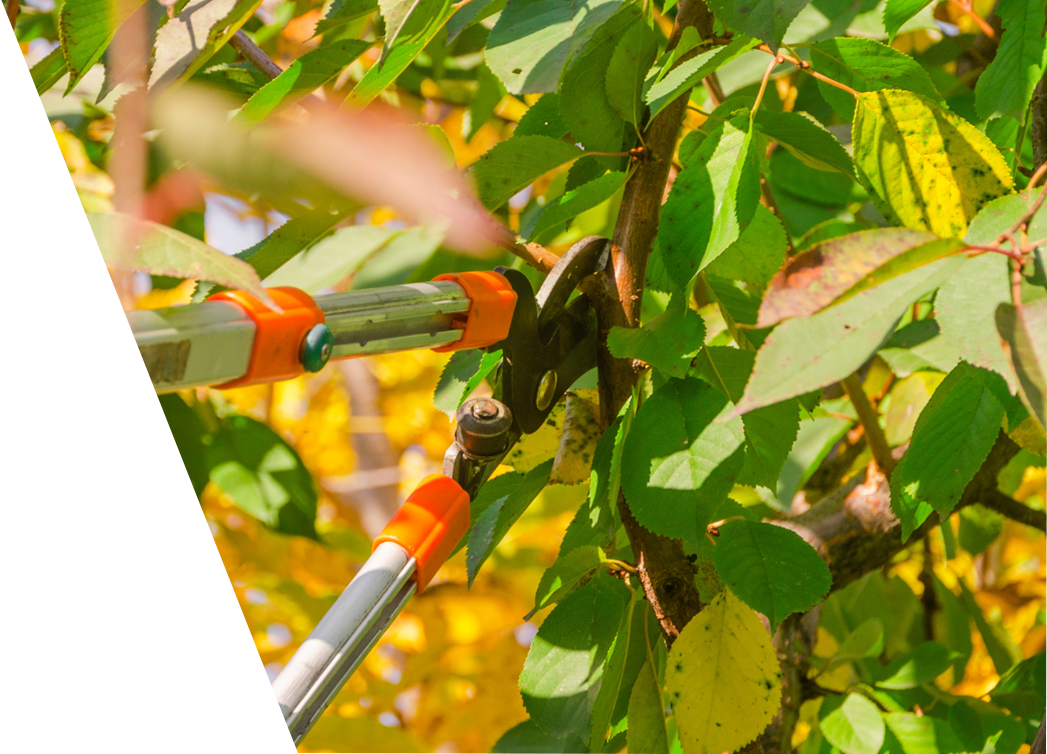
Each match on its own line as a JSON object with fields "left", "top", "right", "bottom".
{"left": 128, "top": 280, "right": 473, "bottom": 393}
{"left": 272, "top": 541, "right": 418, "bottom": 745}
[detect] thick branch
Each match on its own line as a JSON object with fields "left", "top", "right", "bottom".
{"left": 840, "top": 373, "right": 896, "bottom": 475}
{"left": 595, "top": 0, "right": 716, "bottom": 646}
{"left": 779, "top": 433, "right": 1020, "bottom": 592}
{"left": 980, "top": 489, "right": 1047, "bottom": 531}
{"left": 1032, "top": 68, "right": 1047, "bottom": 171}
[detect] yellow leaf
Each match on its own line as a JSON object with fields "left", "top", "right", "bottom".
{"left": 551, "top": 389, "right": 601, "bottom": 485}
{"left": 504, "top": 404, "right": 563, "bottom": 473}
{"left": 852, "top": 89, "right": 1012, "bottom": 238}
{"left": 666, "top": 588, "right": 782, "bottom": 754}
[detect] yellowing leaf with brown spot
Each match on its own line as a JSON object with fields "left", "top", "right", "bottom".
{"left": 551, "top": 389, "right": 601, "bottom": 485}
{"left": 852, "top": 89, "right": 1012, "bottom": 239}
{"left": 666, "top": 588, "right": 782, "bottom": 754}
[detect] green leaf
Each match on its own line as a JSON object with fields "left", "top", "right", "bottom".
{"left": 645, "top": 36, "right": 757, "bottom": 120}
{"left": 627, "top": 658, "right": 669, "bottom": 754}
{"left": 590, "top": 594, "right": 655, "bottom": 751}
{"left": 150, "top": 0, "right": 262, "bottom": 90}
{"left": 465, "top": 460, "right": 553, "bottom": 584}
{"left": 7, "top": 582, "right": 278, "bottom": 749}
{"left": 262, "top": 223, "right": 400, "bottom": 292}
{"left": 519, "top": 572, "right": 630, "bottom": 738}
{"left": 810, "top": 38, "right": 942, "bottom": 121}
{"left": 704, "top": 0, "right": 811, "bottom": 51}
{"left": 87, "top": 211, "right": 273, "bottom": 305}
{"left": 884, "top": 372, "right": 946, "bottom": 446}
{"left": 691, "top": 347, "right": 802, "bottom": 488}
{"left": 891, "top": 363, "right": 1008, "bottom": 538}
{"left": 99, "top": 0, "right": 166, "bottom": 100}
{"left": 0, "top": 47, "right": 67, "bottom": 118}
{"left": 712, "top": 519, "right": 831, "bottom": 631}
{"left": 665, "top": 588, "right": 782, "bottom": 754}
{"left": 347, "top": 0, "right": 455, "bottom": 106}
{"left": 883, "top": 0, "right": 934, "bottom": 41}
{"left": 974, "top": 0, "right": 1047, "bottom": 121}
{"left": 659, "top": 114, "right": 761, "bottom": 283}
{"left": 932, "top": 577, "right": 973, "bottom": 680}
{"left": 0, "top": 502, "right": 186, "bottom": 557}
{"left": 605, "top": 19, "right": 659, "bottom": 126}
{"left": 819, "top": 693, "right": 886, "bottom": 754}
{"left": 522, "top": 171, "right": 628, "bottom": 241}
{"left": 379, "top": 0, "right": 419, "bottom": 48}
{"left": 607, "top": 305, "right": 705, "bottom": 379}
{"left": 470, "top": 135, "right": 583, "bottom": 210}
{"left": 237, "top": 39, "right": 371, "bottom": 124}
{"left": 875, "top": 641, "right": 952, "bottom": 689}
{"left": 559, "top": 5, "right": 639, "bottom": 152}
{"left": 465, "top": 63, "right": 507, "bottom": 142}
{"left": 879, "top": 320, "right": 961, "bottom": 379}
{"left": 158, "top": 394, "right": 214, "bottom": 497}
{"left": 704, "top": 204, "right": 788, "bottom": 297}
{"left": 733, "top": 256, "right": 964, "bottom": 415}
{"left": 314, "top": 0, "right": 378, "bottom": 38}
{"left": 527, "top": 545, "right": 603, "bottom": 619}
{"left": 433, "top": 349, "right": 503, "bottom": 419}
{"left": 948, "top": 700, "right": 1025, "bottom": 754}
{"left": 237, "top": 206, "right": 356, "bottom": 282}
{"left": 208, "top": 414, "right": 319, "bottom": 539}
{"left": 958, "top": 505, "right": 1004, "bottom": 556}
{"left": 958, "top": 578, "right": 1022, "bottom": 676}
{"left": 996, "top": 300, "right": 1047, "bottom": 430}
{"left": 988, "top": 650, "right": 1046, "bottom": 720}
{"left": 836, "top": 618, "right": 885, "bottom": 662}
{"left": 754, "top": 110, "right": 854, "bottom": 176}
{"left": 882, "top": 712, "right": 966, "bottom": 754}
{"left": 938, "top": 190, "right": 1047, "bottom": 392}
{"left": 492, "top": 720, "right": 587, "bottom": 753}
{"left": 485, "top": 0, "right": 622, "bottom": 95}
{"left": 756, "top": 228, "right": 955, "bottom": 328}
{"left": 852, "top": 89, "right": 1013, "bottom": 239}
{"left": 621, "top": 377, "right": 746, "bottom": 548}
{"left": 58, "top": 0, "right": 146, "bottom": 89}
{"left": 515, "top": 93, "right": 569, "bottom": 139}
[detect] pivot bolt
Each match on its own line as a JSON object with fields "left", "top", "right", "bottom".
{"left": 456, "top": 397, "right": 513, "bottom": 457}
{"left": 300, "top": 324, "right": 334, "bottom": 373}
{"left": 535, "top": 370, "right": 557, "bottom": 411}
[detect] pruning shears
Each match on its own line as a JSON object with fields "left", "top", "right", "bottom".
{"left": 128, "top": 236, "right": 609, "bottom": 744}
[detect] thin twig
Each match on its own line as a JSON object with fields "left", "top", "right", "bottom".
{"left": 757, "top": 44, "right": 859, "bottom": 98}
{"left": 752, "top": 55, "right": 784, "bottom": 116}
{"left": 965, "top": 245, "right": 1026, "bottom": 262}
{"left": 230, "top": 30, "right": 325, "bottom": 111}
{"left": 980, "top": 490, "right": 1047, "bottom": 531}
{"left": 0, "top": 0, "right": 17, "bottom": 63}
{"left": 1, "top": 661, "right": 64, "bottom": 699}
{"left": 1, "top": 444, "right": 34, "bottom": 615}
{"left": 841, "top": 373, "right": 896, "bottom": 476}
{"left": 946, "top": 0, "right": 995, "bottom": 39}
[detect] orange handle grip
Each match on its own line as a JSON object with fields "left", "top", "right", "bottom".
{"left": 207, "top": 287, "right": 324, "bottom": 389}
{"left": 373, "top": 474, "right": 471, "bottom": 591}
{"left": 432, "top": 270, "right": 517, "bottom": 352}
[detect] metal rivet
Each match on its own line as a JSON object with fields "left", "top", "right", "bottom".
{"left": 535, "top": 369, "right": 557, "bottom": 411}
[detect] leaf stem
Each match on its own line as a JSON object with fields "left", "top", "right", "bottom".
{"left": 840, "top": 373, "right": 896, "bottom": 476}
{"left": 757, "top": 44, "right": 859, "bottom": 99}
{"left": 964, "top": 245, "right": 1026, "bottom": 263}
{"left": 752, "top": 54, "right": 784, "bottom": 117}
{"left": 945, "top": 0, "right": 995, "bottom": 39}
{"left": 1, "top": 444, "right": 34, "bottom": 615}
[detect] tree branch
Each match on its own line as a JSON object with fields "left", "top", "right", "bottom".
{"left": 1032, "top": 67, "right": 1047, "bottom": 171}
{"left": 980, "top": 489, "right": 1047, "bottom": 531}
{"left": 1, "top": 444, "right": 33, "bottom": 615}
{"left": 230, "top": 30, "right": 326, "bottom": 111}
{"left": 840, "top": 373, "right": 896, "bottom": 476}
{"left": 594, "top": 0, "right": 716, "bottom": 647}
{"left": 779, "top": 432, "right": 1020, "bottom": 592}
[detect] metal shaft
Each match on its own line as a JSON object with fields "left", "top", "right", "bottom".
{"left": 127, "top": 281, "right": 471, "bottom": 392}
{"left": 271, "top": 541, "right": 417, "bottom": 745}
